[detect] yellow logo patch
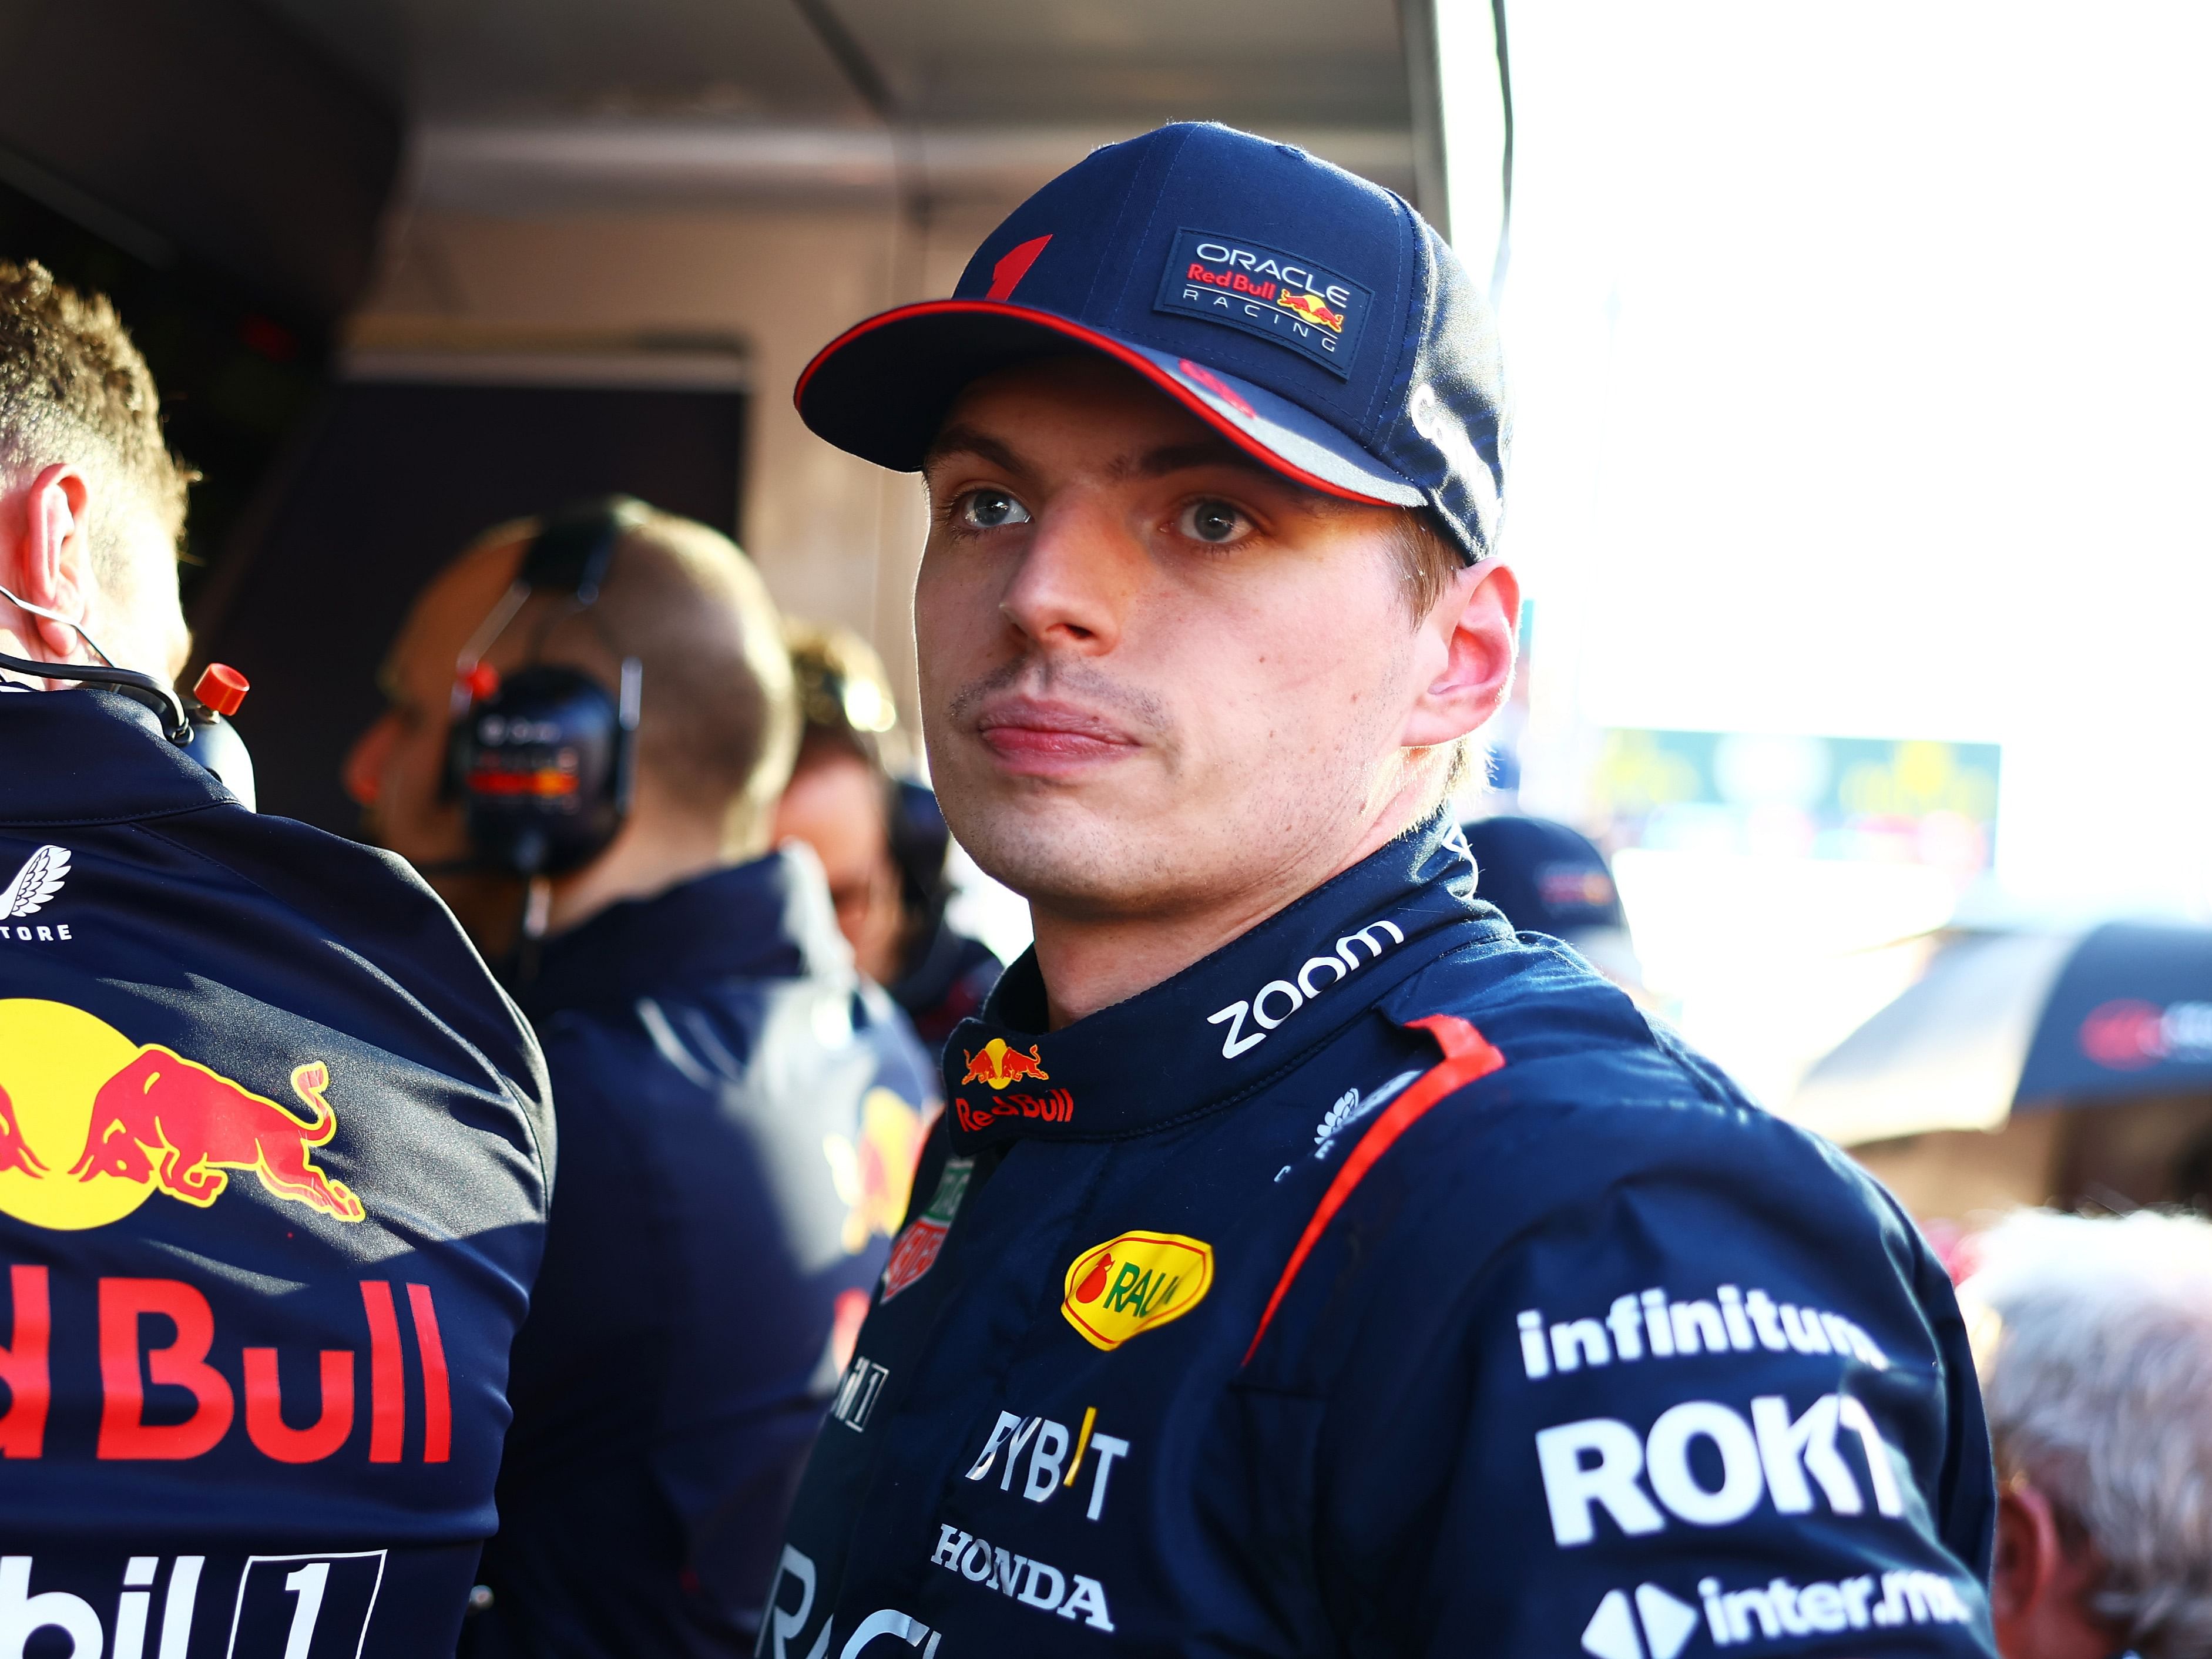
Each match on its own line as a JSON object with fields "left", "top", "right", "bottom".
{"left": 1061, "top": 1231, "right": 1214, "bottom": 1351}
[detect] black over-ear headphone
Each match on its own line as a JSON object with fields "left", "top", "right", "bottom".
{"left": 0, "top": 581, "right": 258, "bottom": 808}
{"left": 444, "top": 497, "right": 646, "bottom": 880}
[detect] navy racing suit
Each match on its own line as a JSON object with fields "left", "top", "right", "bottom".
{"left": 767, "top": 815, "right": 1995, "bottom": 1658}
{"left": 0, "top": 687, "right": 553, "bottom": 1657}
{"left": 464, "top": 849, "right": 937, "bottom": 1658}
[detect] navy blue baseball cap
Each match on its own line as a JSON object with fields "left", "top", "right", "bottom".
{"left": 794, "top": 122, "right": 1506, "bottom": 563}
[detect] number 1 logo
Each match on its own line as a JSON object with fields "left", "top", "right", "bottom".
{"left": 224, "top": 1552, "right": 386, "bottom": 1658}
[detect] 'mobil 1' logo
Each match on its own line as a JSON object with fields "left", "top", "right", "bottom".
{"left": 0, "top": 998, "right": 364, "bottom": 1230}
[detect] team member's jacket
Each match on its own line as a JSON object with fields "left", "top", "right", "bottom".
{"left": 770, "top": 817, "right": 1996, "bottom": 1658}
{"left": 0, "top": 688, "right": 553, "bottom": 1655}
{"left": 461, "top": 849, "right": 937, "bottom": 1659}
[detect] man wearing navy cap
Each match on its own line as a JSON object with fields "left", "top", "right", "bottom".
{"left": 768, "top": 125, "right": 1995, "bottom": 1657}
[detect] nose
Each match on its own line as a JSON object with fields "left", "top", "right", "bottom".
{"left": 997, "top": 492, "right": 1139, "bottom": 656}
{"left": 342, "top": 714, "right": 397, "bottom": 807}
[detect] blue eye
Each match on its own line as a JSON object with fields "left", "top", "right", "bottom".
{"left": 960, "top": 490, "right": 1031, "bottom": 529}
{"left": 1177, "top": 499, "right": 1251, "bottom": 545}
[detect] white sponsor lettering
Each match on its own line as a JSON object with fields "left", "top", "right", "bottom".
{"left": 964, "top": 1408, "right": 1127, "bottom": 1521}
{"left": 929, "top": 1523, "right": 1115, "bottom": 1631}
{"left": 0, "top": 1551, "right": 385, "bottom": 1659}
{"left": 1536, "top": 1395, "right": 1907, "bottom": 1546}
{"left": 0, "top": 845, "right": 72, "bottom": 943}
{"left": 1583, "top": 1568, "right": 1973, "bottom": 1659}
{"left": 1187, "top": 243, "right": 1351, "bottom": 306}
{"left": 1698, "top": 1567, "right": 1972, "bottom": 1644}
{"left": 760, "top": 1550, "right": 939, "bottom": 1659}
{"left": 1409, "top": 383, "right": 1497, "bottom": 516}
{"left": 831, "top": 1357, "right": 888, "bottom": 1433}
{"left": 1207, "top": 918, "right": 1405, "bottom": 1058}
{"left": 835, "top": 1608, "right": 939, "bottom": 1659}
{"left": 1516, "top": 1284, "right": 1891, "bottom": 1380}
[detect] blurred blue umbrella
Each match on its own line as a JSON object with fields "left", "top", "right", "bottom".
{"left": 1788, "top": 922, "right": 2212, "bottom": 1144}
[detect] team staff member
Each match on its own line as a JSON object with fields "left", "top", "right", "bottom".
{"left": 0, "top": 264, "right": 553, "bottom": 1653}
{"left": 774, "top": 622, "right": 1002, "bottom": 1053}
{"left": 766, "top": 126, "right": 1995, "bottom": 1656}
{"left": 344, "top": 503, "right": 934, "bottom": 1656}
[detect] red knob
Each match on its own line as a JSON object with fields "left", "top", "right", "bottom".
{"left": 193, "top": 663, "right": 249, "bottom": 717}
{"left": 460, "top": 661, "right": 501, "bottom": 702}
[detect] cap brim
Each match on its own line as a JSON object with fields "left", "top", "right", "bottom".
{"left": 794, "top": 300, "right": 1425, "bottom": 509}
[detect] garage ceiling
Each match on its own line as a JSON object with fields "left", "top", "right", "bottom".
{"left": 258, "top": 0, "right": 1422, "bottom": 208}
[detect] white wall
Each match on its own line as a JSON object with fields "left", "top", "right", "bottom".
{"left": 354, "top": 196, "right": 1010, "bottom": 727}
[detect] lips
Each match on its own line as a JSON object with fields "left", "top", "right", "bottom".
{"left": 972, "top": 698, "right": 1139, "bottom": 774}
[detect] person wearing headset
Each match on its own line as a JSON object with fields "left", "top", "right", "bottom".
{"left": 343, "top": 501, "right": 935, "bottom": 1658}
{"left": 0, "top": 264, "right": 556, "bottom": 1653}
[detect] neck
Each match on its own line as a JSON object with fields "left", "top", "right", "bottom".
{"left": 0, "top": 621, "right": 74, "bottom": 689}
{"left": 1029, "top": 776, "right": 1436, "bottom": 1029}
{"left": 438, "top": 799, "right": 771, "bottom": 963}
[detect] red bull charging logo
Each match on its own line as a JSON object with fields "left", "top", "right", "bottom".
{"left": 961, "top": 1038, "right": 1049, "bottom": 1090}
{"left": 0, "top": 999, "right": 363, "bottom": 1230}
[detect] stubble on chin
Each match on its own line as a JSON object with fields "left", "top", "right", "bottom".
{"left": 931, "top": 656, "right": 1180, "bottom": 909}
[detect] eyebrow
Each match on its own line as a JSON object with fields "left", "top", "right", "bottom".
{"left": 923, "top": 424, "right": 1026, "bottom": 475}
{"left": 923, "top": 425, "right": 1278, "bottom": 488}
{"left": 1110, "top": 438, "right": 1270, "bottom": 483}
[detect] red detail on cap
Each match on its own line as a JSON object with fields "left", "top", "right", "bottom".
{"left": 985, "top": 235, "right": 1053, "bottom": 301}
{"left": 459, "top": 662, "right": 501, "bottom": 703}
{"left": 1241, "top": 1014, "right": 1506, "bottom": 1367}
{"left": 1177, "top": 358, "right": 1256, "bottom": 419}
{"left": 794, "top": 300, "right": 1397, "bottom": 507}
{"left": 192, "top": 663, "right": 249, "bottom": 716}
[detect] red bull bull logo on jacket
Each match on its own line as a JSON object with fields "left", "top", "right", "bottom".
{"left": 1154, "top": 229, "right": 1373, "bottom": 374}
{"left": 961, "top": 1038, "right": 1049, "bottom": 1090}
{"left": 0, "top": 999, "right": 363, "bottom": 1231}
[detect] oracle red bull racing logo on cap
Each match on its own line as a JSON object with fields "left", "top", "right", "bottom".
{"left": 0, "top": 998, "right": 364, "bottom": 1230}
{"left": 1155, "top": 229, "right": 1373, "bottom": 377}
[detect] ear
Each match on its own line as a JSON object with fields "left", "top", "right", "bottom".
{"left": 1398, "top": 559, "right": 1520, "bottom": 750}
{"left": 14, "top": 464, "right": 95, "bottom": 657}
{"left": 1992, "top": 1481, "right": 2062, "bottom": 1640}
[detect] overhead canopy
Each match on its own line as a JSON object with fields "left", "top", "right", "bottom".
{"left": 1790, "top": 923, "right": 2212, "bottom": 1146}
{"left": 0, "top": 0, "right": 399, "bottom": 322}
{"left": 257, "top": 0, "right": 1434, "bottom": 213}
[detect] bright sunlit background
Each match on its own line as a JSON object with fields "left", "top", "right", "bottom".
{"left": 1444, "top": 1, "right": 2212, "bottom": 1106}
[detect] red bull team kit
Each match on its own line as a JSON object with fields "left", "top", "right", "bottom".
{"left": 0, "top": 687, "right": 553, "bottom": 1657}
{"left": 767, "top": 818, "right": 1996, "bottom": 1657}
{"left": 462, "top": 851, "right": 935, "bottom": 1659}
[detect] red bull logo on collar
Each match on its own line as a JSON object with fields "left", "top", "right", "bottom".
{"left": 961, "top": 1038, "right": 1049, "bottom": 1090}
{"left": 0, "top": 999, "right": 363, "bottom": 1231}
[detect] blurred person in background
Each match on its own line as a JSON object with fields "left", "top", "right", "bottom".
{"left": 0, "top": 262, "right": 555, "bottom": 1653}
{"left": 344, "top": 502, "right": 932, "bottom": 1657}
{"left": 775, "top": 620, "right": 1001, "bottom": 1052}
{"left": 1461, "top": 812, "right": 1645, "bottom": 991}
{"left": 1963, "top": 1210, "right": 2212, "bottom": 1659}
